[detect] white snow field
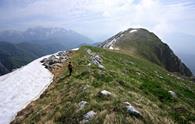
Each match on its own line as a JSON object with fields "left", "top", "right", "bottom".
{"left": 0, "top": 55, "right": 53, "bottom": 124}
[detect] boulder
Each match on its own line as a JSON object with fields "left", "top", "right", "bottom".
{"left": 78, "top": 101, "right": 88, "bottom": 110}
{"left": 99, "top": 90, "right": 112, "bottom": 96}
{"left": 80, "top": 111, "right": 97, "bottom": 123}
{"left": 168, "top": 91, "right": 177, "bottom": 98}
{"left": 123, "top": 102, "right": 141, "bottom": 117}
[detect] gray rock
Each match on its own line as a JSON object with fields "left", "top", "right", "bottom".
{"left": 41, "top": 50, "right": 70, "bottom": 71}
{"left": 123, "top": 102, "right": 141, "bottom": 117}
{"left": 78, "top": 101, "right": 88, "bottom": 110}
{"left": 100, "top": 90, "right": 112, "bottom": 96}
{"left": 80, "top": 111, "right": 97, "bottom": 124}
{"left": 168, "top": 91, "right": 177, "bottom": 98}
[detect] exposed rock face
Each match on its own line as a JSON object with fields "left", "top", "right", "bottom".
{"left": 99, "top": 28, "right": 192, "bottom": 77}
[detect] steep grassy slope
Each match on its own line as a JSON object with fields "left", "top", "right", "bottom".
{"left": 12, "top": 46, "right": 195, "bottom": 124}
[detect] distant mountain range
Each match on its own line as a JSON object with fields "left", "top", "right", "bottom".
{"left": 99, "top": 28, "right": 192, "bottom": 77}
{"left": 0, "top": 27, "right": 92, "bottom": 75}
{"left": 0, "top": 27, "right": 92, "bottom": 45}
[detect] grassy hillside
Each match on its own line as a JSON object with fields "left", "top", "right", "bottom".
{"left": 12, "top": 46, "right": 195, "bottom": 124}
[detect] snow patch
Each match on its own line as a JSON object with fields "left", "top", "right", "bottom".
{"left": 103, "top": 38, "right": 120, "bottom": 50}
{"left": 109, "top": 46, "right": 114, "bottom": 50}
{"left": 0, "top": 55, "right": 53, "bottom": 124}
{"left": 129, "top": 30, "right": 138, "bottom": 33}
{"left": 103, "top": 38, "right": 117, "bottom": 49}
{"left": 72, "top": 48, "right": 79, "bottom": 51}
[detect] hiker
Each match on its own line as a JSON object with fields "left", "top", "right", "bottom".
{"left": 68, "top": 62, "right": 73, "bottom": 76}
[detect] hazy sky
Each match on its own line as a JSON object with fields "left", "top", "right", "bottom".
{"left": 0, "top": 0, "right": 195, "bottom": 46}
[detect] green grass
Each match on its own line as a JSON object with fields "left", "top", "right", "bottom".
{"left": 12, "top": 46, "right": 195, "bottom": 124}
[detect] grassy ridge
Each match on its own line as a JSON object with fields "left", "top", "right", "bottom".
{"left": 12, "top": 46, "right": 195, "bottom": 124}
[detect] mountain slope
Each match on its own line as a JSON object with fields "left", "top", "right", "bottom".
{"left": 99, "top": 28, "right": 192, "bottom": 77}
{"left": 12, "top": 46, "right": 195, "bottom": 124}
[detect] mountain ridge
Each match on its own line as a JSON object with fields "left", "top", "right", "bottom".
{"left": 10, "top": 46, "right": 195, "bottom": 124}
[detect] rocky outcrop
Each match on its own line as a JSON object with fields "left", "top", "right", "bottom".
{"left": 41, "top": 51, "right": 71, "bottom": 71}
{"left": 86, "top": 49, "right": 105, "bottom": 69}
{"left": 99, "top": 28, "right": 192, "bottom": 77}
